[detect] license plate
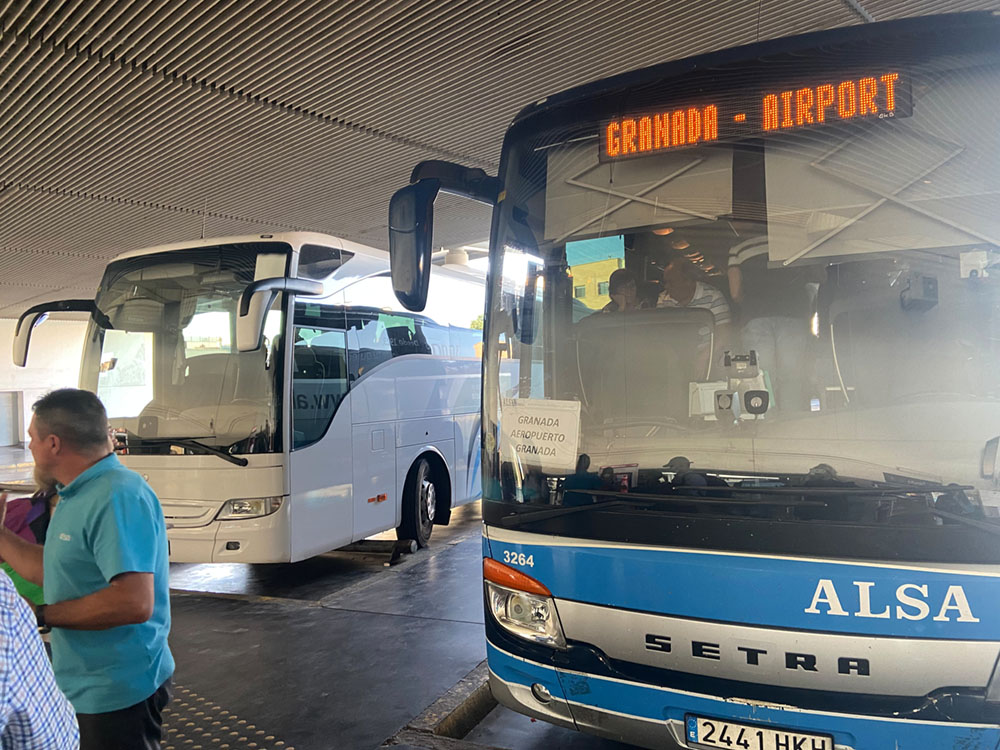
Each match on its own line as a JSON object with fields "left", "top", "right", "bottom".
{"left": 686, "top": 715, "right": 833, "bottom": 750}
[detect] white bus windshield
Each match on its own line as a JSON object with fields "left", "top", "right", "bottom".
{"left": 483, "top": 31, "right": 1000, "bottom": 557}
{"left": 80, "top": 242, "right": 287, "bottom": 454}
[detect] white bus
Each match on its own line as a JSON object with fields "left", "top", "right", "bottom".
{"left": 13, "top": 232, "right": 485, "bottom": 562}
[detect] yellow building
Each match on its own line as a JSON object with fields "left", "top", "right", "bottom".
{"left": 569, "top": 257, "right": 624, "bottom": 311}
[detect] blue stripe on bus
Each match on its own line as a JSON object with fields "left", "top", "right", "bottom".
{"left": 487, "top": 538, "right": 1000, "bottom": 640}
{"left": 487, "top": 642, "right": 1000, "bottom": 749}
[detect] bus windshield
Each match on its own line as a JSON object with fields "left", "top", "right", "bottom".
{"left": 483, "top": 26, "right": 1000, "bottom": 557}
{"left": 80, "top": 242, "right": 287, "bottom": 454}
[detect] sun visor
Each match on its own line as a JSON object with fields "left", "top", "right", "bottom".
{"left": 544, "top": 142, "right": 733, "bottom": 243}
{"left": 766, "top": 65, "right": 1000, "bottom": 265}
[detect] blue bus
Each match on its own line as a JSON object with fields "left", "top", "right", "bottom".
{"left": 389, "top": 12, "right": 1000, "bottom": 749}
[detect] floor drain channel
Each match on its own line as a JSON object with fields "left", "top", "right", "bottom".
{"left": 162, "top": 684, "right": 294, "bottom": 750}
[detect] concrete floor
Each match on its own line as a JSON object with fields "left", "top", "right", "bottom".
{"left": 466, "top": 706, "right": 635, "bottom": 749}
{"left": 166, "top": 503, "right": 636, "bottom": 750}
{"left": 166, "top": 504, "right": 487, "bottom": 750}
{"left": 1, "top": 446, "right": 638, "bottom": 749}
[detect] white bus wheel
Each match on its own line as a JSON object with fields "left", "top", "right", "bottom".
{"left": 397, "top": 457, "right": 438, "bottom": 547}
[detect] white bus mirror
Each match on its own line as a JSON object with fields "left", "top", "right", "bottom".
{"left": 236, "top": 277, "right": 324, "bottom": 352}
{"left": 12, "top": 299, "right": 104, "bottom": 367}
{"left": 12, "top": 311, "right": 45, "bottom": 368}
{"left": 389, "top": 180, "right": 439, "bottom": 312}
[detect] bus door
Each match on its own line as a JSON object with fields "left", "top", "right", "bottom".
{"left": 287, "top": 304, "right": 354, "bottom": 559}
{"left": 346, "top": 310, "right": 398, "bottom": 540}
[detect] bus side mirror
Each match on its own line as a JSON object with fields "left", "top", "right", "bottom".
{"left": 389, "top": 179, "right": 439, "bottom": 312}
{"left": 12, "top": 310, "right": 46, "bottom": 368}
{"left": 236, "top": 277, "right": 324, "bottom": 352}
{"left": 12, "top": 299, "right": 104, "bottom": 367}
{"left": 389, "top": 160, "right": 501, "bottom": 312}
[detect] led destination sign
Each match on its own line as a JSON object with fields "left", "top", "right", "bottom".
{"left": 602, "top": 71, "right": 910, "bottom": 161}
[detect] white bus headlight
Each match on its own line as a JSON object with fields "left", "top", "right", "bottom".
{"left": 216, "top": 496, "right": 285, "bottom": 520}
{"left": 484, "top": 558, "right": 566, "bottom": 649}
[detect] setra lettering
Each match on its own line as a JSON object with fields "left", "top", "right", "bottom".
{"left": 644, "top": 632, "right": 870, "bottom": 677}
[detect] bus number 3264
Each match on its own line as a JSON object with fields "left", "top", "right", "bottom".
{"left": 502, "top": 551, "right": 534, "bottom": 567}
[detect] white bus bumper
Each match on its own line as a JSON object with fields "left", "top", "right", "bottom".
{"left": 168, "top": 500, "right": 291, "bottom": 563}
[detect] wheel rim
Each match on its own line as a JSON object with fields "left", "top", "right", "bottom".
{"left": 421, "top": 477, "right": 436, "bottom": 524}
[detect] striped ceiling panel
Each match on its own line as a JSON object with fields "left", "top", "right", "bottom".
{"left": 1, "top": 0, "right": 997, "bottom": 315}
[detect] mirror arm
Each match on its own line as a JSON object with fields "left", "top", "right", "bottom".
{"left": 408, "top": 160, "right": 501, "bottom": 206}
{"left": 15, "top": 299, "right": 105, "bottom": 334}
{"left": 12, "top": 299, "right": 105, "bottom": 368}
{"left": 237, "top": 277, "right": 324, "bottom": 318}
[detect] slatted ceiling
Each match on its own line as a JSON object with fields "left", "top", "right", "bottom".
{"left": 867, "top": 0, "right": 994, "bottom": 15}
{"left": 1, "top": 59, "right": 450, "bottom": 209}
{"left": 261, "top": 0, "right": 855, "bottom": 147}
{"left": 2, "top": 1, "right": 999, "bottom": 316}
{"left": 0, "top": 189, "right": 205, "bottom": 254}
{"left": 200, "top": 216, "right": 294, "bottom": 238}
{"left": 0, "top": 288, "right": 66, "bottom": 315}
{"left": 0, "top": 249, "right": 101, "bottom": 279}
{"left": 0, "top": 284, "right": 100, "bottom": 316}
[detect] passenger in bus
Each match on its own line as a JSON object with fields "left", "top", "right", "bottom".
{"left": 657, "top": 258, "right": 732, "bottom": 326}
{"left": 657, "top": 257, "right": 732, "bottom": 373}
{"left": 665, "top": 456, "right": 731, "bottom": 498}
{"left": 664, "top": 456, "right": 708, "bottom": 489}
{"left": 600, "top": 269, "right": 648, "bottom": 313}
{"left": 727, "top": 235, "right": 813, "bottom": 411}
{"left": 562, "top": 454, "right": 604, "bottom": 506}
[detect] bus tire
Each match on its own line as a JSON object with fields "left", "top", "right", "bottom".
{"left": 397, "top": 457, "right": 438, "bottom": 547}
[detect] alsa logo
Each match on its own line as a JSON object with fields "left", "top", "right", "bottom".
{"left": 804, "top": 579, "right": 979, "bottom": 622}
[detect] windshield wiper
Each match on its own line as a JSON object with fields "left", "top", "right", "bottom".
{"left": 499, "top": 500, "right": 636, "bottom": 528}
{"left": 905, "top": 508, "right": 1000, "bottom": 538}
{"left": 499, "top": 491, "right": 830, "bottom": 529}
{"left": 133, "top": 437, "right": 249, "bottom": 467}
{"left": 500, "top": 485, "right": 1000, "bottom": 537}
{"left": 690, "top": 483, "right": 975, "bottom": 496}
{"left": 588, "top": 489, "right": 833, "bottom": 509}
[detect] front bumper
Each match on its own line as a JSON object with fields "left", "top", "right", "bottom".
{"left": 167, "top": 500, "right": 291, "bottom": 563}
{"left": 487, "top": 642, "right": 1000, "bottom": 750}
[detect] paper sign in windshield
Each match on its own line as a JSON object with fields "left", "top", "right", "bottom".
{"left": 500, "top": 398, "right": 581, "bottom": 473}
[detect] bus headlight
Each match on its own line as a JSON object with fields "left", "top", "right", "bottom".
{"left": 484, "top": 558, "right": 566, "bottom": 649}
{"left": 216, "top": 496, "right": 285, "bottom": 520}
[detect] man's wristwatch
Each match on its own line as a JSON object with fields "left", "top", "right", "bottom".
{"left": 35, "top": 604, "right": 47, "bottom": 630}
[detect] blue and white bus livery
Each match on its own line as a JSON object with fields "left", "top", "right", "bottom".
{"left": 391, "top": 12, "right": 1000, "bottom": 750}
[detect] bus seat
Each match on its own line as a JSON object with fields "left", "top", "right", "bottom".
{"left": 293, "top": 345, "right": 327, "bottom": 380}
{"left": 574, "top": 307, "right": 714, "bottom": 425}
{"left": 231, "top": 346, "right": 269, "bottom": 402}
{"left": 177, "top": 354, "right": 229, "bottom": 409}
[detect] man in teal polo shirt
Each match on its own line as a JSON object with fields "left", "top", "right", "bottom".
{"left": 0, "top": 388, "right": 173, "bottom": 750}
